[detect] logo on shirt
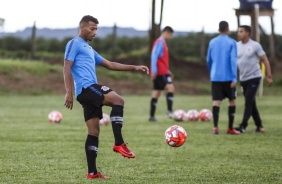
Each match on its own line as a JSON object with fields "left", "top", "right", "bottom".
{"left": 101, "top": 86, "right": 110, "bottom": 91}
{"left": 247, "top": 47, "right": 253, "bottom": 56}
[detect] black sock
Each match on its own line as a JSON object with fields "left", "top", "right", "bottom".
{"left": 166, "top": 93, "right": 174, "bottom": 112}
{"left": 85, "top": 134, "right": 98, "bottom": 174}
{"left": 110, "top": 105, "right": 124, "bottom": 146}
{"left": 212, "top": 106, "right": 220, "bottom": 128}
{"left": 228, "top": 106, "right": 236, "bottom": 129}
{"left": 150, "top": 98, "right": 158, "bottom": 117}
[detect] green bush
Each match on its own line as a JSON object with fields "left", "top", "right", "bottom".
{"left": 0, "top": 59, "right": 61, "bottom": 76}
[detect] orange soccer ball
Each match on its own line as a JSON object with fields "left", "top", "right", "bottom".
{"left": 173, "top": 109, "right": 186, "bottom": 122}
{"left": 185, "top": 109, "right": 199, "bottom": 121}
{"left": 48, "top": 111, "right": 62, "bottom": 123}
{"left": 164, "top": 125, "right": 187, "bottom": 147}
{"left": 199, "top": 109, "right": 212, "bottom": 121}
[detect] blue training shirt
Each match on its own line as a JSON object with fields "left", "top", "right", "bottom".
{"left": 206, "top": 35, "right": 237, "bottom": 82}
{"left": 64, "top": 37, "right": 105, "bottom": 97}
{"left": 151, "top": 37, "right": 164, "bottom": 75}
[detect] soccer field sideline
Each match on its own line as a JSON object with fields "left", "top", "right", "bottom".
{"left": 0, "top": 95, "right": 281, "bottom": 183}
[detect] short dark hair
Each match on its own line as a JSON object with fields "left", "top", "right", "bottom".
{"left": 239, "top": 25, "right": 251, "bottom": 35}
{"left": 79, "top": 15, "right": 99, "bottom": 25}
{"left": 219, "top": 21, "right": 229, "bottom": 32}
{"left": 162, "top": 26, "right": 174, "bottom": 33}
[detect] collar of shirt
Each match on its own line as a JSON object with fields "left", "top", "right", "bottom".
{"left": 159, "top": 36, "right": 166, "bottom": 43}
{"left": 77, "top": 36, "right": 87, "bottom": 43}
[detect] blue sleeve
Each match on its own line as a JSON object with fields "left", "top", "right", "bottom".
{"left": 206, "top": 43, "right": 212, "bottom": 72}
{"left": 94, "top": 50, "right": 105, "bottom": 66}
{"left": 151, "top": 41, "right": 163, "bottom": 75}
{"left": 230, "top": 41, "right": 237, "bottom": 82}
{"left": 64, "top": 40, "right": 79, "bottom": 62}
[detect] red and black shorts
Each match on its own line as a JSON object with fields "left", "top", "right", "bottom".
{"left": 77, "top": 84, "right": 112, "bottom": 122}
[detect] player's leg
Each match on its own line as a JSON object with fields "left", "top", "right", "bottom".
{"left": 77, "top": 86, "right": 108, "bottom": 179}
{"left": 211, "top": 82, "right": 222, "bottom": 134}
{"left": 149, "top": 76, "right": 164, "bottom": 121}
{"left": 102, "top": 90, "right": 124, "bottom": 144}
{"left": 227, "top": 99, "right": 236, "bottom": 129}
{"left": 149, "top": 90, "right": 161, "bottom": 121}
{"left": 102, "top": 90, "right": 135, "bottom": 158}
{"left": 165, "top": 75, "right": 175, "bottom": 118}
{"left": 166, "top": 84, "right": 175, "bottom": 118}
{"left": 252, "top": 98, "right": 264, "bottom": 132}
{"left": 86, "top": 117, "right": 100, "bottom": 176}
{"left": 212, "top": 100, "right": 221, "bottom": 134}
{"left": 226, "top": 82, "right": 240, "bottom": 134}
{"left": 85, "top": 116, "right": 108, "bottom": 179}
{"left": 237, "top": 78, "right": 260, "bottom": 132}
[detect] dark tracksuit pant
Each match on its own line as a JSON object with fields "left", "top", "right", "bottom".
{"left": 240, "top": 77, "right": 263, "bottom": 129}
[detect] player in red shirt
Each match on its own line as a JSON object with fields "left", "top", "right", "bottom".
{"left": 149, "top": 26, "right": 175, "bottom": 122}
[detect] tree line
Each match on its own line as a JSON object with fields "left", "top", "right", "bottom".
{"left": 0, "top": 32, "right": 281, "bottom": 63}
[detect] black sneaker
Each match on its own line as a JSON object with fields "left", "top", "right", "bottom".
{"left": 148, "top": 117, "right": 158, "bottom": 122}
{"left": 235, "top": 127, "right": 245, "bottom": 133}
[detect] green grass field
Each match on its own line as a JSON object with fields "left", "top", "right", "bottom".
{"left": 0, "top": 95, "right": 281, "bottom": 184}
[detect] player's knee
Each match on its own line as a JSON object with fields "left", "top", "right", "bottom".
{"left": 169, "top": 86, "right": 175, "bottom": 93}
{"left": 167, "top": 85, "right": 175, "bottom": 93}
{"left": 114, "top": 96, "right": 124, "bottom": 106}
{"left": 88, "top": 130, "right": 99, "bottom": 137}
{"left": 152, "top": 91, "right": 160, "bottom": 98}
{"left": 88, "top": 126, "right": 100, "bottom": 137}
{"left": 213, "top": 101, "right": 221, "bottom": 106}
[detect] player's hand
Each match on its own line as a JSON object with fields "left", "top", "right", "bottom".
{"left": 230, "top": 82, "right": 237, "bottom": 88}
{"left": 168, "top": 72, "right": 174, "bottom": 79}
{"left": 64, "top": 92, "right": 73, "bottom": 110}
{"left": 135, "top": 65, "right": 149, "bottom": 74}
{"left": 267, "top": 76, "right": 273, "bottom": 87}
{"left": 150, "top": 74, "right": 157, "bottom": 80}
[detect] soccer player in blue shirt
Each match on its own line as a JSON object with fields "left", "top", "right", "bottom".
{"left": 63, "top": 15, "right": 149, "bottom": 179}
{"left": 206, "top": 21, "right": 240, "bottom": 135}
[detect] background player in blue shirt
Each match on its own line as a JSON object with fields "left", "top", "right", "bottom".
{"left": 63, "top": 15, "right": 149, "bottom": 179}
{"left": 207, "top": 21, "right": 240, "bottom": 135}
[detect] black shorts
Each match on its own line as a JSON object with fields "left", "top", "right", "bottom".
{"left": 153, "top": 75, "right": 173, "bottom": 90}
{"left": 211, "top": 81, "right": 236, "bottom": 101}
{"left": 77, "top": 84, "right": 112, "bottom": 122}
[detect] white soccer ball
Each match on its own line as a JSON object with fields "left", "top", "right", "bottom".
{"left": 164, "top": 125, "right": 187, "bottom": 147}
{"left": 48, "top": 111, "right": 62, "bottom": 123}
{"left": 99, "top": 113, "right": 110, "bottom": 126}
{"left": 185, "top": 109, "right": 199, "bottom": 121}
{"left": 173, "top": 109, "right": 186, "bottom": 121}
{"left": 199, "top": 109, "right": 212, "bottom": 121}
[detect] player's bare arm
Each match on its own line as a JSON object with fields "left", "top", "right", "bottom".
{"left": 99, "top": 59, "right": 149, "bottom": 74}
{"left": 63, "top": 60, "right": 74, "bottom": 110}
{"left": 260, "top": 55, "right": 273, "bottom": 86}
{"left": 150, "top": 74, "right": 157, "bottom": 80}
